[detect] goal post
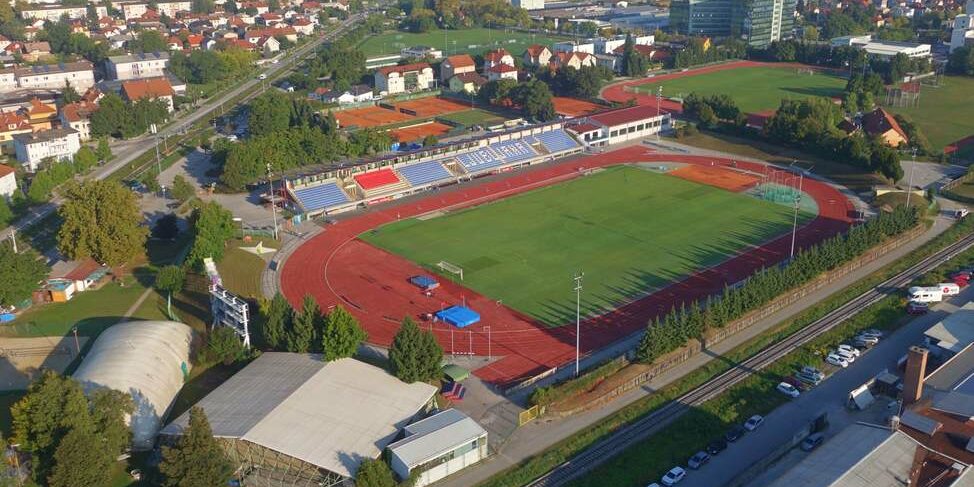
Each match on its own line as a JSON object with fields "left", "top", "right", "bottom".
{"left": 437, "top": 261, "right": 463, "bottom": 281}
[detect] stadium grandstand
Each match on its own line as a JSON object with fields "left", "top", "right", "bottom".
{"left": 285, "top": 123, "right": 583, "bottom": 218}
{"left": 160, "top": 353, "right": 437, "bottom": 487}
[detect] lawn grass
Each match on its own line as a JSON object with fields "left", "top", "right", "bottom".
{"left": 633, "top": 66, "right": 847, "bottom": 114}
{"left": 361, "top": 166, "right": 804, "bottom": 327}
{"left": 887, "top": 76, "right": 974, "bottom": 151}
{"left": 215, "top": 238, "right": 276, "bottom": 301}
{"left": 358, "top": 28, "right": 568, "bottom": 58}
{"left": 439, "top": 108, "right": 509, "bottom": 127}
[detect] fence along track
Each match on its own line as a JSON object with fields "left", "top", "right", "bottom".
{"left": 529, "top": 231, "right": 974, "bottom": 487}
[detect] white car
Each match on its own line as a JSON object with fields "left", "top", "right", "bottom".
{"left": 860, "top": 329, "right": 884, "bottom": 339}
{"left": 258, "top": 73, "right": 267, "bottom": 80}
{"left": 661, "top": 466, "right": 686, "bottom": 486}
{"left": 743, "top": 415, "right": 764, "bottom": 431}
{"left": 826, "top": 353, "right": 849, "bottom": 368}
{"left": 837, "top": 344, "right": 861, "bottom": 357}
{"left": 776, "top": 381, "right": 800, "bottom": 398}
{"left": 835, "top": 349, "right": 857, "bottom": 363}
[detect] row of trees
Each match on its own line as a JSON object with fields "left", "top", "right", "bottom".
{"left": 478, "top": 78, "right": 557, "bottom": 122}
{"left": 90, "top": 94, "right": 170, "bottom": 139}
{"left": 397, "top": 0, "right": 531, "bottom": 32}
{"left": 948, "top": 46, "right": 974, "bottom": 76}
{"left": 169, "top": 46, "right": 258, "bottom": 86}
{"left": 258, "top": 293, "right": 367, "bottom": 359}
{"left": 26, "top": 147, "right": 99, "bottom": 203}
{"left": 535, "top": 65, "right": 614, "bottom": 100}
{"left": 635, "top": 205, "right": 919, "bottom": 363}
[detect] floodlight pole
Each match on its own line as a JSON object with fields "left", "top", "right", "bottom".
{"left": 266, "top": 163, "right": 279, "bottom": 240}
{"left": 656, "top": 86, "right": 662, "bottom": 141}
{"left": 486, "top": 326, "right": 491, "bottom": 361}
{"left": 574, "top": 272, "right": 584, "bottom": 377}
{"left": 906, "top": 147, "right": 917, "bottom": 208}
{"left": 789, "top": 171, "right": 804, "bottom": 260}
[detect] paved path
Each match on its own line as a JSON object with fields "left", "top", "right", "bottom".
{"left": 435, "top": 212, "right": 955, "bottom": 487}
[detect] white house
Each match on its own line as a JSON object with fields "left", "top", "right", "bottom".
{"left": 374, "top": 63, "right": 434, "bottom": 95}
{"left": 592, "top": 34, "right": 654, "bottom": 54}
{"left": 310, "top": 84, "right": 373, "bottom": 104}
{"left": 105, "top": 52, "right": 170, "bottom": 81}
{"left": 388, "top": 409, "right": 487, "bottom": 487}
{"left": 483, "top": 48, "right": 515, "bottom": 69}
{"left": 13, "top": 128, "right": 81, "bottom": 172}
{"left": 0, "top": 164, "right": 16, "bottom": 200}
{"left": 512, "top": 0, "right": 545, "bottom": 10}
{"left": 566, "top": 105, "right": 671, "bottom": 147}
{"left": 950, "top": 1, "right": 974, "bottom": 53}
{"left": 486, "top": 63, "right": 518, "bottom": 81}
{"left": 20, "top": 4, "right": 107, "bottom": 21}
{"left": 0, "top": 61, "right": 96, "bottom": 93}
{"left": 121, "top": 1, "right": 191, "bottom": 19}
{"left": 553, "top": 41, "right": 596, "bottom": 54}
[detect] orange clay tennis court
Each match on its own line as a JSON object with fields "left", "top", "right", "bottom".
{"left": 394, "top": 97, "right": 472, "bottom": 118}
{"left": 669, "top": 164, "right": 761, "bottom": 192}
{"left": 553, "top": 97, "right": 605, "bottom": 117}
{"left": 334, "top": 106, "right": 414, "bottom": 128}
{"left": 388, "top": 121, "right": 453, "bottom": 142}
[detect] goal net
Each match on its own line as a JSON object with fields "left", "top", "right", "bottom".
{"left": 437, "top": 261, "right": 463, "bottom": 281}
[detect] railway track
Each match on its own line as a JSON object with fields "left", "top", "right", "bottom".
{"left": 529, "top": 229, "right": 974, "bottom": 487}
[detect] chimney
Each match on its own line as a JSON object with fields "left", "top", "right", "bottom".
{"left": 903, "top": 346, "right": 928, "bottom": 405}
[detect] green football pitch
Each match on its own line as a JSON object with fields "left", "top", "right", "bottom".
{"left": 887, "top": 76, "right": 974, "bottom": 151}
{"left": 632, "top": 66, "right": 847, "bottom": 114}
{"left": 358, "top": 28, "right": 569, "bottom": 58}
{"left": 361, "top": 166, "right": 808, "bottom": 327}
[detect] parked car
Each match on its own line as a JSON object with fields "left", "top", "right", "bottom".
{"left": 647, "top": 484, "right": 661, "bottom": 487}
{"left": 861, "top": 329, "right": 884, "bottom": 339}
{"left": 258, "top": 73, "right": 267, "bottom": 80}
{"left": 661, "top": 466, "right": 687, "bottom": 486}
{"left": 907, "top": 301, "right": 929, "bottom": 315}
{"left": 796, "top": 371, "right": 823, "bottom": 386}
{"left": 743, "top": 415, "right": 764, "bottom": 431}
{"left": 851, "top": 337, "right": 875, "bottom": 349}
{"left": 706, "top": 439, "right": 728, "bottom": 456}
{"left": 687, "top": 451, "right": 711, "bottom": 469}
{"left": 784, "top": 376, "right": 810, "bottom": 391}
{"left": 826, "top": 353, "right": 850, "bottom": 368}
{"left": 855, "top": 334, "right": 880, "bottom": 346}
{"left": 800, "top": 366, "right": 825, "bottom": 381}
{"left": 725, "top": 424, "right": 747, "bottom": 442}
{"left": 800, "top": 432, "right": 825, "bottom": 451}
{"left": 835, "top": 348, "right": 857, "bottom": 363}
{"left": 837, "top": 344, "right": 861, "bottom": 357}
{"left": 777, "top": 381, "right": 801, "bottom": 398}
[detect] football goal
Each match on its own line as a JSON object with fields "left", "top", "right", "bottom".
{"left": 437, "top": 261, "right": 464, "bottom": 281}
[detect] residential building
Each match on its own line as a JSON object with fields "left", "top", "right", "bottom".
{"left": 291, "top": 18, "right": 315, "bottom": 35}
{"left": 950, "top": 1, "right": 974, "bottom": 52}
{"left": 400, "top": 46, "right": 443, "bottom": 60}
{"left": 523, "top": 44, "right": 553, "bottom": 67}
{"left": 566, "top": 104, "right": 671, "bottom": 147}
{"left": 670, "top": 0, "right": 796, "bottom": 47}
{"left": 831, "top": 35, "right": 932, "bottom": 59}
{"left": 160, "top": 354, "right": 437, "bottom": 487}
{"left": 121, "top": 78, "right": 176, "bottom": 112}
{"left": 59, "top": 101, "right": 98, "bottom": 142}
{"left": 13, "top": 128, "right": 81, "bottom": 172}
{"left": 309, "top": 84, "right": 373, "bottom": 104}
{"left": 0, "top": 111, "right": 32, "bottom": 150}
{"left": 257, "top": 35, "right": 280, "bottom": 56}
{"left": 105, "top": 52, "right": 170, "bottom": 80}
{"left": 24, "top": 97, "right": 57, "bottom": 131}
{"left": 21, "top": 41, "right": 51, "bottom": 62}
{"left": 486, "top": 63, "right": 519, "bottom": 81}
{"left": 592, "top": 34, "right": 654, "bottom": 54}
{"left": 20, "top": 4, "right": 107, "bottom": 21}
{"left": 550, "top": 51, "right": 596, "bottom": 70}
{"left": 448, "top": 72, "right": 487, "bottom": 94}
{"left": 374, "top": 63, "right": 435, "bottom": 95}
{"left": 0, "top": 164, "right": 16, "bottom": 200}
{"left": 512, "top": 0, "right": 545, "bottom": 10}
{"left": 388, "top": 409, "right": 488, "bottom": 487}
{"left": 120, "top": 1, "right": 191, "bottom": 19}
{"left": 440, "top": 54, "right": 476, "bottom": 82}
{"left": 553, "top": 41, "right": 596, "bottom": 54}
{"left": 483, "top": 48, "right": 515, "bottom": 69}
{"left": 0, "top": 62, "right": 96, "bottom": 93}
{"left": 861, "top": 107, "right": 908, "bottom": 147}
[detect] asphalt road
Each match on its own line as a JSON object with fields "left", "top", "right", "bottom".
{"left": 0, "top": 13, "right": 364, "bottom": 243}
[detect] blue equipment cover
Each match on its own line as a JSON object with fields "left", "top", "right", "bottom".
{"left": 409, "top": 275, "right": 439, "bottom": 290}
{"left": 435, "top": 306, "right": 481, "bottom": 328}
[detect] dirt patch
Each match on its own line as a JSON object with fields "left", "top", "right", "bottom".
{"left": 669, "top": 164, "right": 761, "bottom": 192}
{"left": 394, "top": 97, "right": 471, "bottom": 118}
{"left": 553, "top": 97, "right": 605, "bottom": 117}
{"left": 389, "top": 121, "right": 453, "bottom": 143}
{"left": 0, "top": 336, "right": 88, "bottom": 391}
{"left": 334, "top": 106, "right": 414, "bottom": 128}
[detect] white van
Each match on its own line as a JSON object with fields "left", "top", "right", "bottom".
{"left": 939, "top": 282, "right": 962, "bottom": 296}
{"left": 909, "top": 286, "right": 943, "bottom": 303}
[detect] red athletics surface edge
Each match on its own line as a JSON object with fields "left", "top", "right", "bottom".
{"left": 280, "top": 145, "right": 854, "bottom": 387}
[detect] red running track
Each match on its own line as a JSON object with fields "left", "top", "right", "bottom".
{"left": 281, "top": 146, "right": 854, "bottom": 386}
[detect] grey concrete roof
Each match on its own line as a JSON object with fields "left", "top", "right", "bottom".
{"left": 901, "top": 409, "right": 942, "bottom": 436}
{"left": 933, "top": 392, "right": 974, "bottom": 419}
{"left": 161, "top": 354, "right": 436, "bottom": 478}
{"left": 107, "top": 52, "right": 170, "bottom": 64}
{"left": 12, "top": 127, "right": 78, "bottom": 144}
{"left": 388, "top": 409, "right": 486, "bottom": 468}
{"left": 73, "top": 321, "right": 193, "bottom": 450}
{"left": 924, "top": 303, "right": 974, "bottom": 354}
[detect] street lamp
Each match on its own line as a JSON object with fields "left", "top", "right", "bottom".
{"left": 266, "top": 163, "right": 279, "bottom": 240}
{"left": 906, "top": 147, "right": 917, "bottom": 208}
{"left": 573, "top": 272, "right": 583, "bottom": 377}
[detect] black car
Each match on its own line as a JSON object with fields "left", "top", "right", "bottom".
{"left": 725, "top": 424, "right": 747, "bottom": 442}
{"left": 706, "top": 439, "right": 728, "bottom": 455}
{"left": 687, "top": 451, "right": 711, "bottom": 470}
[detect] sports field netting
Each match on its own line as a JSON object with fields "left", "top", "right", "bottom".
{"left": 361, "top": 166, "right": 815, "bottom": 327}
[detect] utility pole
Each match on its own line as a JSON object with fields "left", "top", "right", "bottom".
{"left": 486, "top": 326, "right": 491, "bottom": 361}
{"left": 266, "top": 163, "right": 279, "bottom": 240}
{"left": 789, "top": 171, "right": 804, "bottom": 259}
{"left": 574, "top": 272, "right": 583, "bottom": 377}
{"left": 906, "top": 147, "right": 917, "bottom": 208}
{"left": 656, "top": 86, "right": 662, "bottom": 140}
{"left": 9, "top": 231, "right": 16, "bottom": 254}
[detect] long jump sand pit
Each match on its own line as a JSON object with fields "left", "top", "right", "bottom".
{"left": 669, "top": 164, "right": 761, "bottom": 192}
{"left": 335, "top": 106, "right": 414, "bottom": 128}
{"left": 389, "top": 121, "right": 453, "bottom": 142}
{"left": 0, "top": 336, "right": 88, "bottom": 390}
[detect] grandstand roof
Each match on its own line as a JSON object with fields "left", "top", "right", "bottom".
{"left": 160, "top": 354, "right": 436, "bottom": 478}
{"left": 73, "top": 320, "right": 193, "bottom": 450}
{"left": 588, "top": 104, "right": 665, "bottom": 128}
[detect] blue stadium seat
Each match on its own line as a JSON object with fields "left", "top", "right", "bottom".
{"left": 535, "top": 129, "right": 580, "bottom": 153}
{"left": 493, "top": 140, "right": 537, "bottom": 163}
{"left": 398, "top": 161, "right": 452, "bottom": 186}
{"left": 292, "top": 181, "right": 349, "bottom": 211}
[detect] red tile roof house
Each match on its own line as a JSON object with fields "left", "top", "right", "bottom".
{"left": 121, "top": 78, "right": 176, "bottom": 112}
{"left": 440, "top": 54, "right": 476, "bottom": 81}
{"left": 374, "top": 62, "right": 434, "bottom": 95}
{"left": 483, "top": 48, "right": 514, "bottom": 69}
{"left": 486, "top": 63, "right": 518, "bottom": 81}
{"left": 523, "top": 44, "right": 552, "bottom": 67}
{"left": 0, "top": 163, "right": 16, "bottom": 199}
{"left": 861, "top": 107, "right": 909, "bottom": 147}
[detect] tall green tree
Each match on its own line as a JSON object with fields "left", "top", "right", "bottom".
{"left": 186, "top": 201, "right": 236, "bottom": 269}
{"left": 48, "top": 426, "right": 114, "bottom": 487}
{"left": 389, "top": 317, "right": 442, "bottom": 383}
{"left": 160, "top": 407, "right": 234, "bottom": 487}
{"left": 95, "top": 137, "right": 112, "bottom": 161}
{"left": 0, "top": 196, "right": 13, "bottom": 227}
{"left": 248, "top": 92, "right": 291, "bottom": 137}
{"left": 259, "top": 293, "right": 292, "bottom": 350}
{"left": 88, "top": 388, "right": 134, "bottom": 457}
{"left": 356, "top": 458, "right": 397, "bottom": 487}
{"left": 171, "top": 174, "right": 195, "bottom": 202}
{"left": 0, "top": 242, "right": 47, "bottom": 306}
{"left": 57, "top": 180, "right": 148, "bottom": 267}
{"left": 205, "top": 327, "right": 245, "bottom": 365}
{"left": 321, "top": 305, "right": 366, "bottom": 361}
{"left": 286, "top": 294, "right": 319, "bottom": 353}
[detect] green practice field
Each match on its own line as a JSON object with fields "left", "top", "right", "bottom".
{"left": 359, "top": 28, "right": 568, "bottom": 58}
{"left": 888, "top": 76, "right": 974, "bottom": 151}
{"left": 361, "top": 166, "right": 806, "bottom": 327}
{"left": 633, "top": 66, "right": 847, "bottom": 114}
{"left": 438, "top": 108, "right": 508, "bottom": 127}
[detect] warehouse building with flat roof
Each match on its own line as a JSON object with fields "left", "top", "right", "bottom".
{"left": 160, "top": 353, "right": 437, "bottom": 487}
{"left": 388, "top": 409, "right": 488, "bottom": 486}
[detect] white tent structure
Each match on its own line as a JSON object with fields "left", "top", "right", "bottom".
{"left": 73, "top": 320, "right": 193, "bottom": 450}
